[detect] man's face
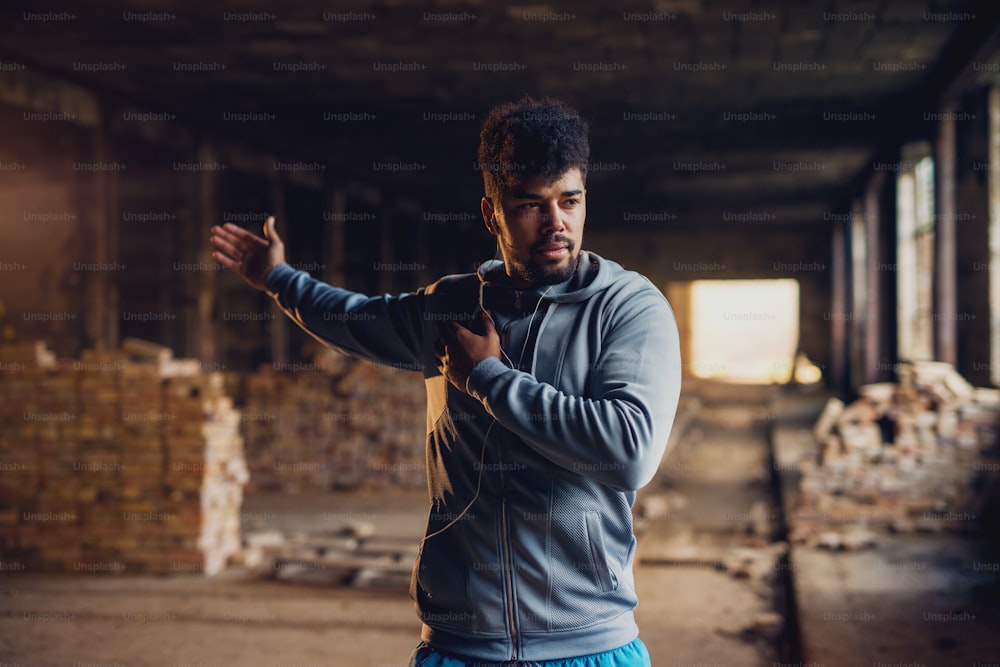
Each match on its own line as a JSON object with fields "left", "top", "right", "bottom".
{"left": 482, "top": 167, "right": 586, "bottom": 289}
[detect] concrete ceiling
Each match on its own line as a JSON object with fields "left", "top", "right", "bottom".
{"left": 1, "top": 0, "right": 997, "bottom": 229}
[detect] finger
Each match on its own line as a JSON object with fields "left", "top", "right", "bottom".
{"left": 222, "top": 222, "right": 269, "bottom": 247}
{"left": 213, "top": 225, "right": 253, "bottom": 255}
{"left": 445, "top": 320, "right": 474, "bottom": 344}
{"left": 263, "top": 215, "right": 281, "bottom": 243}
{"left": 212, "top": 250, "right": 240, "bottom": 273}
{"left": 211, "top": 224, "right": 244, "bottom": 245}
{"left": 209, "top": 233, "right": 242, "bottom": 260}
{"left": 437, "top": 321, "right": 457, "bottom": 344}
{"left": 480, "top": 309, "right": 496, "bottom": 332}
{"left": 222, "top": 220, "right": 267, "bottom": 244}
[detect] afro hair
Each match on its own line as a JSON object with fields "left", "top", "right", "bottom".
{"left": 477, "top": 96, "right": 590, "bottom": 201}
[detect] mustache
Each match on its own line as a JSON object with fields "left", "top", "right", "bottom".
{"left": 531, "top": 235, "right": 575, "bottom": 253}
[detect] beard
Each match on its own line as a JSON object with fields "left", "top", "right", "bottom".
{"left": 508, "top": 236, "right": 580, "bottom": 287}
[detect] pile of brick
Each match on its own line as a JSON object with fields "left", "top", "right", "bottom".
{"left": 242, "top": 350, "right": 426, "bottom": 493}
{"left": 0, "top": 339, "right": 247, "bottom": 574}
{"left": 793, "top": 361, "right": 999, "bottom": 546}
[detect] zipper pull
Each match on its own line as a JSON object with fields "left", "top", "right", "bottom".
{"left": 514, "top": 290, "right": 522, "bottom": 310}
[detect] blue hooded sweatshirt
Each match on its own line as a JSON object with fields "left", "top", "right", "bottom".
{"left": 264, "top": 250, "right": 682, "bottom": 662}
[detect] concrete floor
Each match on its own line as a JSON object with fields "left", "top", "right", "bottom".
{"left": 635, "top": 384, "right": 787, "bottom": 667}
{"left": 0, "top": 544, "right": 783, "bottom": 667}
{"left": 794, "top": 534, "right": 1000, "bottom": 667}
{"left": 3, "top": 382, "right": 998, "bottom": 666}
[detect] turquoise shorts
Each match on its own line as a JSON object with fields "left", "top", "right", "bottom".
{"left": 406, "top": 637, "right": 651, "bottom": 667}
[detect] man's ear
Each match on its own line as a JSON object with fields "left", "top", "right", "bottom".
{"left": 481, "top": 197, "right": 497, "bottom": 236}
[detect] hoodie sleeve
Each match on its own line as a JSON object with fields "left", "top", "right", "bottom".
{"left": 466, "top": 284, "right": 682, "bottom": 491}
{"left": 264, "top": 263, "right": 427, "bottom": 371}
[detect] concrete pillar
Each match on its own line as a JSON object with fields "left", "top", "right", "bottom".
{"left": 195, "top": 140, "right": 220, "bottom": 364}
{"left": 935, "top": 103, "right": 958, "bottom": 365}
{"left": 990, "top": 86, "right": 1000, "bottom": 386}
{"left": 325, "top": 186, "right": 347, "bottom": 287}
{"left": 379, "top": 207, "right": 394, "bottom": 294}
{"left": 90, "top": 102, "right": 120, "bottom": 351}
{"left": 269, "top": 181, "right": 289, "bottom": 365}
{"left": 180, "top": 163, "right": 200, "bottom": 360}
{"left": 831, "top": 219, "right": 849, "bottom": 394}
{"left": 864, "top": 174, "right": 884, "bottom": 383}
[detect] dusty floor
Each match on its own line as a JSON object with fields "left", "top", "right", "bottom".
{"left": 0, "top": 479, "right": 783, "bottom": 667}
{"left": 2, "top": 382, "right": 998, "bottom": 666}
{"left": 0, "top": 546, "right": 782, "bottom": 667}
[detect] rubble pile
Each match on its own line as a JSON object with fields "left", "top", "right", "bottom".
{"left": 0, "top": 339, "right": 247, "bottom": 574}
{"left": 242, "top": 352, "right": 426, "bottom": 493}
{"left": 241, "top": 525, "right": 415, "bottom": 589}
{"left": 793, "top": 361, "right": 999, "bottom": 547}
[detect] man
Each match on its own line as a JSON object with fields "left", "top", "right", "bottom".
{"left": 210, "top": 97, "right": 681, "bottom": 667}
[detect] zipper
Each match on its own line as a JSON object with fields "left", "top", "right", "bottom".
{"left": 513, "top": 289, "right": 522, "bottom": 310}
{"left": 525, "top": 302, "right": 555, "bottom": 375}
{"left": 498, "top": 441, "right": 520, "bottom": 660}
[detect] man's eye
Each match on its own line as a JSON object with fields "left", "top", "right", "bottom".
{"left": 520, "top": 202, "right": 540, "bottom": 209}
{"left": 563, "top": 199, "right": 579, "bottom": 206}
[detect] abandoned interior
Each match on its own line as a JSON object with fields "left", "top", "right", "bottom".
{"left": 1, "top": 0, "right": 999, "bottom": 665}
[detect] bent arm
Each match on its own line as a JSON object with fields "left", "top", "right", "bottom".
{"left": 466, "top": 289, "right": 681, "bottom": 490}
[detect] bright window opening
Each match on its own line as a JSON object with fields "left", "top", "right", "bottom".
{"left": 688, "top": 279, "right": 801, "bottom": 383}
{"left": 897, "top": 145, "right": 935, "bottom": 362}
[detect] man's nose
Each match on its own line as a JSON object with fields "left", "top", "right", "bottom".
{"left": 539, "top": 202, "right": 566, "bottom": 232}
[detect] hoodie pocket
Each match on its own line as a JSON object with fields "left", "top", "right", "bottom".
{"left": 547, "top": 490, "right": 629, "bottom": 631}
{"left": 585, "top": 511, "right": 618, "bottom": 593}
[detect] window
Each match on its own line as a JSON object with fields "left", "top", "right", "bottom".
{"left": 896, "top": 144, "right": 935, "bottom": 361}
{"left": 688, "top": 279, "right": 800, "bottom": 383}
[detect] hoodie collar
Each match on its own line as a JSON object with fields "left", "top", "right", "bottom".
{"left": 477, "top": 250, "right": 610, "bottom": 315}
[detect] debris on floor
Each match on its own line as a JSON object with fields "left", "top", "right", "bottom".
{"left": 792, "top": 361, "right": 999, "bottom": 548}
{"left": 240, "top": 524, "right": 416, "bottom": 589}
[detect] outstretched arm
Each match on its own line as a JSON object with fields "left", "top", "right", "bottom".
{"left": 211, "top": 216, "right": 428, "bottom": 370}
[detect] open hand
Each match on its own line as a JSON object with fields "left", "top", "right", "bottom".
{"left": 435, "top": 311, "right": 501, "bottom": 394}
{"left": 210, "top": 216, "right": 286, "bottom": 290}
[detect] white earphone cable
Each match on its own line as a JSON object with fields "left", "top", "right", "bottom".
{"left": 421, "top": 283, "right": 554, "bottom": 543}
